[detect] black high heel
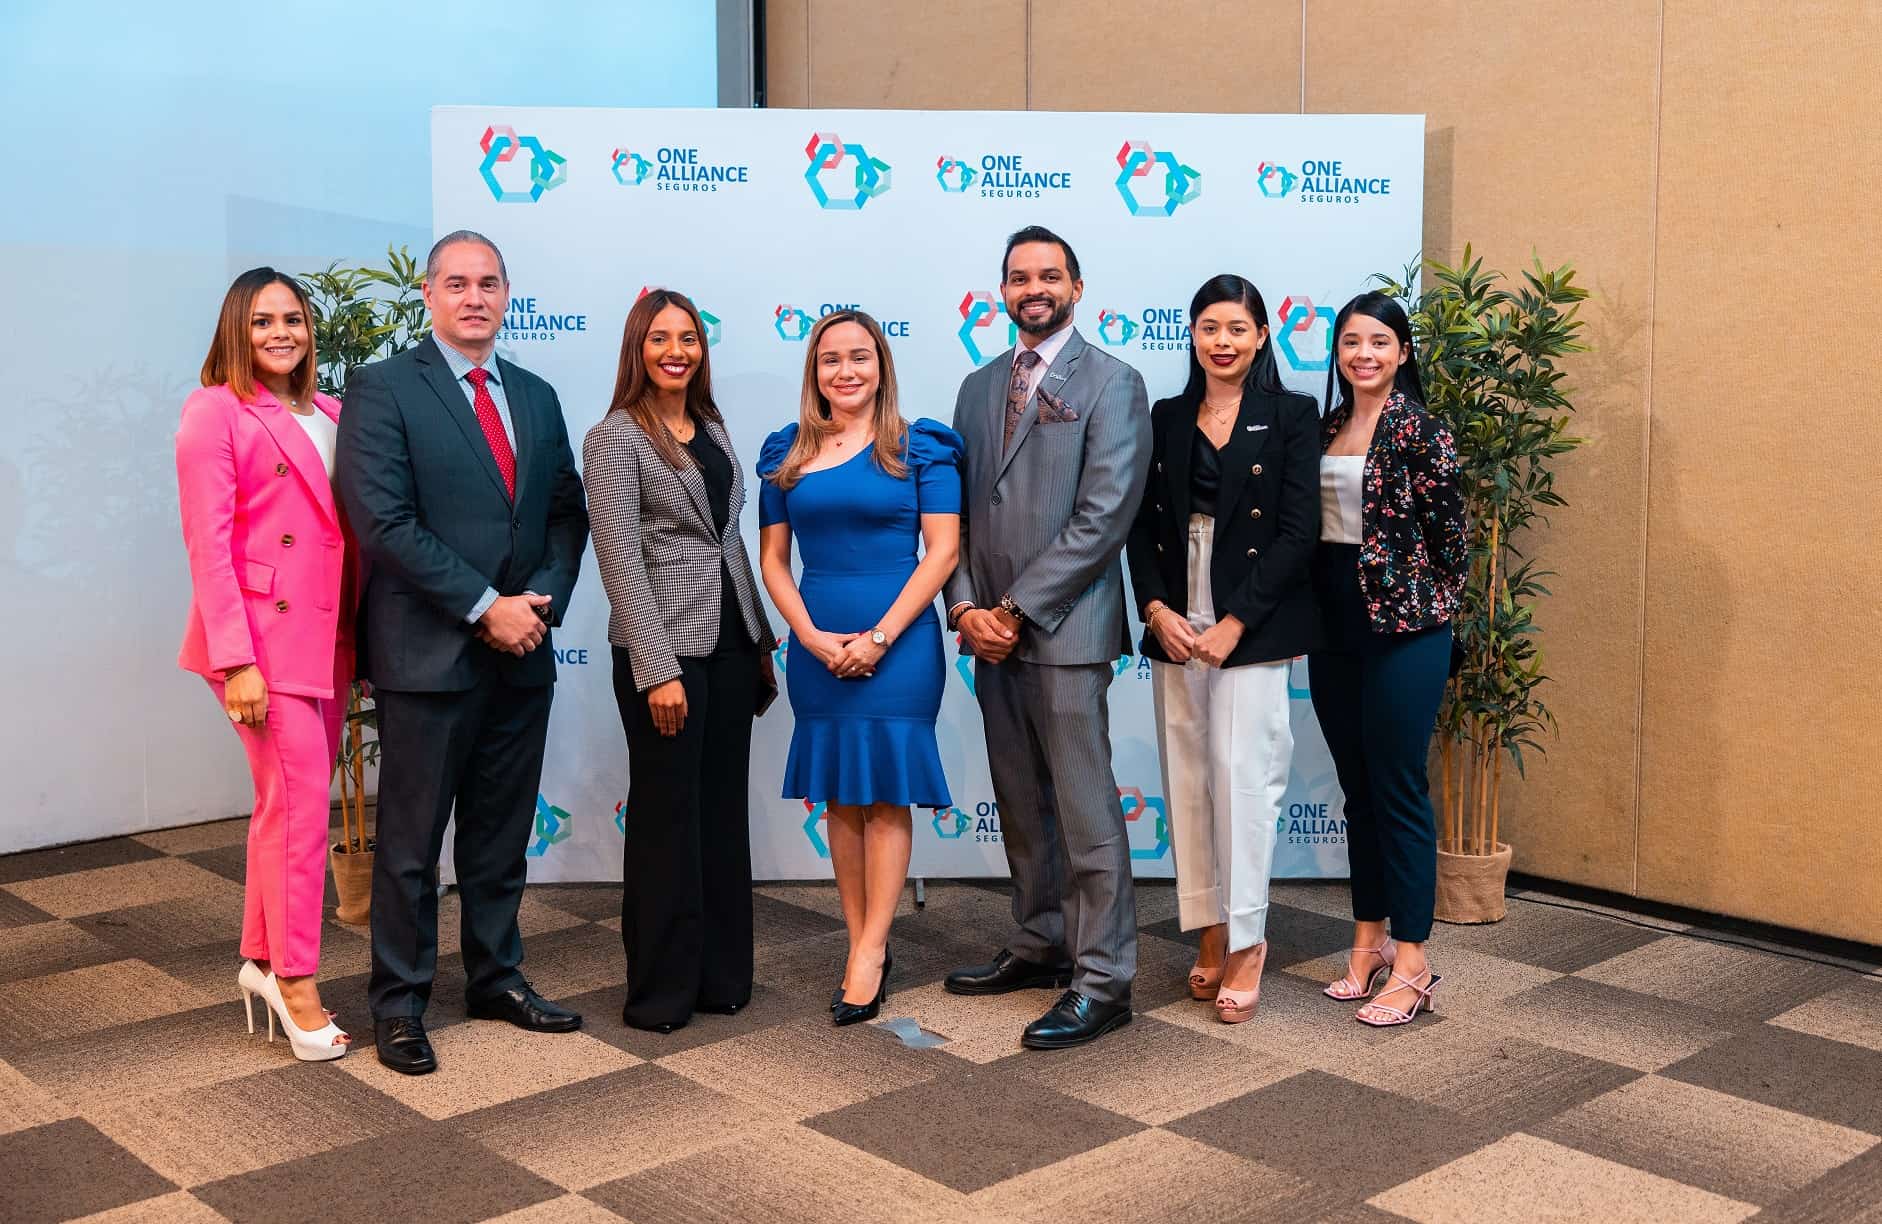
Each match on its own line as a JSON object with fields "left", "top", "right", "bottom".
{"left": 833, "top": 947, "right": 892, "bottom": 1027}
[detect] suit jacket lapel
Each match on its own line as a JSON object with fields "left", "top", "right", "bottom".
{"left": 245, "top": 392, "right": 338, "bottom": 525}
{"left": 416, "top": 337, "right": 511, "bottom": 503}
{"left": 995, "top": 328, "right": 1085, "bottom": 485}
{"left": 1212, "top": 389, "right": 1279, "bottom": 518}
{"left": 498, "top": 355, "right": 533, "bottom": 507}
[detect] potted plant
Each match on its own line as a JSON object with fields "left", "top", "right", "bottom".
{"left": 1379, "top": 249, "right": 1587, "bottom": 923}
{"left": 302, "top": 246, "right": 430, "bottom": 923}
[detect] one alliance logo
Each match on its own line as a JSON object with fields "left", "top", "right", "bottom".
{"left": 479, "top": 125, "right": 567, "bottom": 204}
{"left": 956, "top": 290, "right": 1017, "bottom": 365}
{"left": 936, "top": 153, "right": 1072, "bottom": 199}
{"left": 804, "top": 132, "right": 891, "bottom": 210}
{"left": 775, "top": 302, "right": 912, "bottom": 341}
{"left": 613, "top": 145, "right": 750, "bottom": 193}
{"left": 501, "top": 294, "right": 587, "bottom": 343}
{"left": 1115, "top": 140, "right": 1201, "bottom": 217}
{"left": 1257, "top": 158, "right": 1392, "bottom": 206}
{"left": 1275, "top": 294, "right": 1337, "bottom": 372}
{"left": 932, "top": 807, "right": 971, "bottom": 839}
{"left": 527, "top": 794, "right": 573, "bottom": 856}
{"left": 1096, "top": 306, "right": 1190, "bottom": 352}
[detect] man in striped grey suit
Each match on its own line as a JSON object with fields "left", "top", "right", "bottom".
{"left": 943, "top": 226, "right": 1152, "bottom": 1049}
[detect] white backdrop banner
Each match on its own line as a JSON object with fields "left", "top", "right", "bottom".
{"left": 429, "top": 106, "right": 1423, "bottom": 883}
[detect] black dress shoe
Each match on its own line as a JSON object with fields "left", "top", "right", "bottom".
{"left": 695, "top": 1000, "right": 745, "bottom": 1016}
{"left": 1020, "top": 990, "right": 1132, "bottom": 1050}
{"left": 944, "top": 949, "right": 1074, "bottom": 996}
{"left": 833, "top": 948, "right": 892, "bottom": 1027}
{"left": 467, "top": 983, "right": 582, "bottom": 1033}
{"left": 375, "top": 1016, "right": 437, "bottom": 1075}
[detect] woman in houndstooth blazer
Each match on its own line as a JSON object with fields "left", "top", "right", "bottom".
{"left": 583, "top": 289, "right": 777, "bottom": 1035}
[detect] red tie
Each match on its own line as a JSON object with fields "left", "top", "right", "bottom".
{"left": 465, "top": 367, "right": 516, "bottom": 499}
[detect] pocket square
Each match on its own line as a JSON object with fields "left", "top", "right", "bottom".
{"left": 1036, "top": 387, "right": 1080, "bottom": 423}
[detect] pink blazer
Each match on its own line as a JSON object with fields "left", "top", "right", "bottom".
{"left": 176, "top": 384, "right": 358, "bottom": 699}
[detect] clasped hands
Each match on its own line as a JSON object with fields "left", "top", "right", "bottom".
{"left": 957, "top": 607, "right": 1022, "bottom": 664}
{"left": 477, "top": 593, "right": 553, "bottom": 656}
{"left": 1148, "top": 604, "right": 1244, "bottom": 668}
{"left": 803, "top": 627, "right": 887, "bottom": 679}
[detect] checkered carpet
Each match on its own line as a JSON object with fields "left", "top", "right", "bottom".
{"left": 2, "top": 818, "right": 1879, "bottom": 1223}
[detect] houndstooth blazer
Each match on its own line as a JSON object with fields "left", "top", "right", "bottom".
{"left": 582, "top": 411, "right": 774, "bottom": 691}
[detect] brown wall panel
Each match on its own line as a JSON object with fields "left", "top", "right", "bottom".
{"left": 1028, "top": 0, "right": 1301, "bottom": 113}
{"left": 805, "top": 0, "right": 1028, "bottom": 110}
{"left": 1639, "top": 2, "right": 1882, "bottom": 941}
{"left": 765, "top": 0, "right": 811, "bottom": 108}
{"left": 1305, "top": 0, "right": 1661, "bottom": 893}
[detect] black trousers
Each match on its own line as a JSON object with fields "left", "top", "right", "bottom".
{"left": 1308, "top": 544, "right": 1449, "bottom": 944}
{"left": 613, "top": 644, "right": 759, "bottom": 1027}
{"left": 368, "top": 676, "right": 553, "bottom": 1020}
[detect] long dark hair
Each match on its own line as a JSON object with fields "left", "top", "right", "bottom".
{"left": 605, "top": 288, "right": 723, "bottom": 470}
{"left": 1176, "top": 274, "right": 1288, "bottom": 408}
{"left": 1323, "top": 290, "right": 1426, "bottom": 415}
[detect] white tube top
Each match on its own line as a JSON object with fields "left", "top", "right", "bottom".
{"left": 1320, "top": 455, "right": 1365, "bottom": 544}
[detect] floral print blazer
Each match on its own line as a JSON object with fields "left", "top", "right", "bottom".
{"left": 1321, "top": 391, "right": 1469, "bottom": 634}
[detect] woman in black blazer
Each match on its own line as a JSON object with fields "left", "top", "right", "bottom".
{"left": 583, "top": 289, "right": 778, "bottom": 1034}
{"left": 1125, "top": 274, "right": 1320, "bottom": 1023}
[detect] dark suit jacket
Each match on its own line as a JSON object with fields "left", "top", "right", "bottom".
{"left": 336, "top": 336, "right": 589, "bottom": 692}
{"left": 1125, "top": 384, "right": 1321, "bottom": 667}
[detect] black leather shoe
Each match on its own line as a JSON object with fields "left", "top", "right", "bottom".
{"left": 375, "top": 1016, "right": 437, "bottom": 1075}
{"left": 695, "top": 1000, "right": 745, "bottom": 1016}
{"left": 944, "top": 949, "right": 1074, "bottom": 996}
{"left": 833, "top": 948, "right": 892, "bottom": 1027}
{"left": 1020, "top": 990, "right": 1133, "bottom": 1050}
{"left": 467, "top": 983, "right": 582, "bottom": 1033}
{"left": 622, "top": 1007, "right": 686, "bottom": 1035}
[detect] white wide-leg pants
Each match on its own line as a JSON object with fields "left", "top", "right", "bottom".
{"left": 1151, "top": 515, "right": 1293, "bottom": 952}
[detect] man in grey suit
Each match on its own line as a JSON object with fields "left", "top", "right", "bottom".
{"left": 943, "top": 225, "right": 1152, "bottom": 1049}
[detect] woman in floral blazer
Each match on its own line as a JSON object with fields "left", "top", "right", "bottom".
{"left": 1309, "top": 291, "right": 1467, "bottom": 1028}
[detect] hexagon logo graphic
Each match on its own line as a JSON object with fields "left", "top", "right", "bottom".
{"left": 801, "top": 799, "right": 832, "bottom": 858}
{"left": 1275, "top": 296, "right": 1337, "bottom": 372}
{"left": 774, "top": 304, "right": 814, "bottom": 341}
{"left": 527, "top": 794, "right": 574, "bottom": 856}
{"left": 611, "top": 148, "right": 653, "bottom": 186}
{"left": 957, "top": 290, "right": 1017, "bottom": 365}
{"left": 954, "top": 651, "right": 976, "bottom": 696}
{"left": 936, "top": 156, "right": 977, "bottom": 193}
{"left": 1257, "top": 161, "right": 1298, "bottom": 199}
{"left": 1114, "top": 140, "right": 1201, "bottom": 218}
{"left": 932, "top": 807, "right": 971, "bottom": 839}
{"left": 614, "top": 801, "right": 628, "bottom": 836}
{"left": 1118, "top": 786, "right": 1172, "bottom": 861}
{"left": 480, "top": 125, "right": 568, "bottom": 204}
{"left": 805, "top": 132, "right": 892, "bottom": 210}
{"left": 1097, "top": 309, "right": 1139, "bottom": 347}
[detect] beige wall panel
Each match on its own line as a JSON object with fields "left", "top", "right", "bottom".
{"left": 803, "top": 0, "right": 1027, "bottom": 109}
{"left": 1028, "top": 0, "right": 1302, "bottom": 113}
{"left": 1305, "top": 1, "right": 1660, "bottom": 893}
{"left": 1639, "top": 2, "right": 1882, "bottom": 941}
{"left": 766, "top": 0, "right": 811, "bottom": 108}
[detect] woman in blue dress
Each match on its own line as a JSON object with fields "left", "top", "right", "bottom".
{"left": 757, "top": 309, "right": 963, "bottom": 1026}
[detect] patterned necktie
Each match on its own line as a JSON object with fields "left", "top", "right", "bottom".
{"left": 465, "top": 367, "right": 516, "bottom": 499}
{"left": 1004, "top": 349, "right": 1041, "bottom": 452}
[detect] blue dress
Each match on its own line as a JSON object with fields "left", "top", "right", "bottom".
{"left": 757, "top": 418, "right": 963, "bottom": 808}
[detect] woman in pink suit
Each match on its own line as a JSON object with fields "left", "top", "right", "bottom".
{"left": 176, "top": 268, "right": 358, "bottom": 1061}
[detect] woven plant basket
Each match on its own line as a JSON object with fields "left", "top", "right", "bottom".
{"left": 1434, "top": 840, "right": 1512, "bottom": 924}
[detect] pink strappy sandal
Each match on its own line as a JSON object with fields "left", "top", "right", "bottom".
{"left": 1354, "top": 969, "right": 1441, "bottom": 1027}
{"left": 1324, "top": 939, "right": 1397, "bottom": 1000}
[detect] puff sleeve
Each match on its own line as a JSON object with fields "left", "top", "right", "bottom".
{"left": 907, "top": 417, "right": 964, "bottom": 515}
{"left": 755, "top": 423, "right": 798, "bottom": 527}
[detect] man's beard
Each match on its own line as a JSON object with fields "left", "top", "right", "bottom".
{"left": 1011, "top": 295, "right": 1073, "bottom": 337}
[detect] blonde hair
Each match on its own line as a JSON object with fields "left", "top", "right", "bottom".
{"left": 767, "top": 310, "right": 908, "bottom": 491}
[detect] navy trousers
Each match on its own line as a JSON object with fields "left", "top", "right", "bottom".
{"left": 1308, "top": 544, "right": 1450, "bottom": 943}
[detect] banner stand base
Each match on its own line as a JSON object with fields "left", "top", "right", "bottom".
{"left": 913, "top": 878, "right": 925, "bottom": 910}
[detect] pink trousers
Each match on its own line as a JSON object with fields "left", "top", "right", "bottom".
{"left": 209, "top": 679, "right": 345, "bottom": 976}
